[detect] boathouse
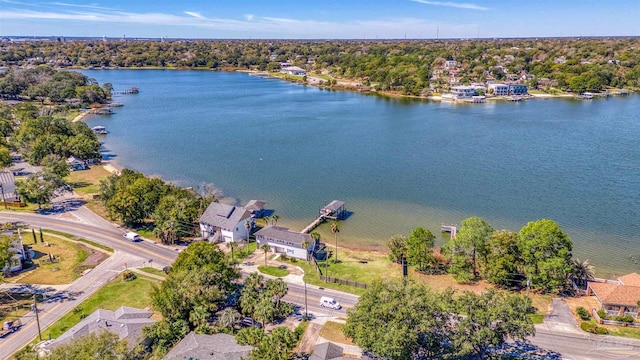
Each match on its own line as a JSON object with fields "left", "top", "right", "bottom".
{"left": 280, "top": 66, "right": 307, "bottom": 76}
{"left": 199, "top": 203, "right": 251, "bottom": 243}
{"left": 320, "top": 200, "right": 346, "bottom": 220}
{"left": 244, "top": 200, "right": 266, "bottom": 218}
{"left": 255, "top": 225, "right": 316, "bottom": 261}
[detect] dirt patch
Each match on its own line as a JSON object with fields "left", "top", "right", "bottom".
{"left": 297, "top": 322, "right": 323, "bottom": 353}
{"left": 73, "top": 243, "right": 108, "bottom": 273}
{"left": 565, "top": 295, "right": 601, "bottom": 322}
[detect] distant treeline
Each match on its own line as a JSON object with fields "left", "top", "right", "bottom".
{"left": 2, "top": 38, "right": 640, "bottom": 94}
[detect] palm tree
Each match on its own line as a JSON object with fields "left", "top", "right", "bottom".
{"left": 254, "top": 296, "right": 274, "bottom": 330}
{"left": 189, "top": 305, "right": 209, "bottom": 329}
{"left": 261, "top": 244, "right": 270, "bottom": 266}
{"left": 571, "top": 258, "right": 595, "bottom": 287}
{"left": 272, "top": 214, "right": 280, "bottom": 225}
{"left": 217, "top": 308, "right": 240, "bottom": 330}
{"left": 331, "top": 222, "right": 340, "bottom": 263}
{"left": 266, "top": 279, "right": 288, "bottom": 308}
{"left": 262, "top": 216, "right": 270, "bottom": 227}
{"left": 310, "top": 232, "right": 321, "bottom": 263}
{"left": 301, "top": 240, "right": 311, "bottom": 263}
{"left": 244, "top": 219, "right": 251, "bottom": 241}
{"left": 226, "top": 241, "right": 238, "bottom": 263}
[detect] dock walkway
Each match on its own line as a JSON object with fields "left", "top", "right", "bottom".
{"left": 302, "top": 215, "right": 326, "bottom": 234}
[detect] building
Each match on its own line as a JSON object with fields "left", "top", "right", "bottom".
{"left": 199, "top": 202, "right": 251, "bottom": 242}
{"left": 450, "top": 86, "right": 477, "bottom": 99}
{"left": 310, "top": 341, "right": 374, "bottom": 360}
{"left": 3, "top": 234, "right": 25, "bottom": 274}
{"left": 488, "top": 83, "right": 509, "bottom": 96}
{"left": 66, "top": 156, "right": 87, "bottom": 171}
{"left": 164, "top": 332, "right": 253, "bottom": 360}
{"left": 280, "top": 66, "right": 307, "bottom": 76}
{"left": 444, "top": 60, "right": 457, "bottom": 69}
{"left": 44, "top": 306, "right": 155, "bottom": 351}
{"left": 0, "top": 172, "right": 21, "bottom": 204}
{"left": 587, "top": 273, "right": 640, "bottom": 318}
{"left": 321, "top": 200, "right": 346, "bottom": 220}
{"left": 255, "top": 225, "right": 315, "bottom": 260}
{"left": 508, "top": 84, "right": 528, "bottom": 95}
{"left": 244, "top": 199, "right": 266, "bottom": 218}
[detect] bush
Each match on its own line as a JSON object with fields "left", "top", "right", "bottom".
{"left": 576, "top": 307, "right": 591, "bottom": 320}
{"left": 594, "top": 326, "right": 609, "bottom": 334}
{"left": 597, "top": 309, "right": 607, "bottom": 319}
{"left": 122, "top": 270, "right": 136, "bottom": 281}
{"left": 615, "top": 315, "right": 635, "bottom": 323}
{"left": 580, "top": 321, "right": 608, "bottom": 335}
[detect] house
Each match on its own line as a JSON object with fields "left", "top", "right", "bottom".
{"left": 489, "top": 84, "right": 510, "bottom": 96}
{"left": 66, "top": 156, "right": 87, "bottom": 171}
{"left": 587, "top": 273, "right": 640, "bottom": 318}
{"left": 244, "top": 199, "right": 266, "bottom": 218}
{"left": 508, "top": 84, "right": 528, "bottom": 95}
{"left": 199, "top": 202, "right": 251, "bottom": 242}
{"left": 444, "top": 60, "right": 457, "bottom": 69}
{"left": 310, "top": 341, "right": 374, "bottom": 360}
{"left": 44, "top": 306, "right": 155, "bottom": 350}
{"left": 0, "top": 171, "right": 21, "bottom": 204}
{"left": 164, "top": 332, "right": 253, "bottom": 360}
{"left": 3, "top": 235, "right": 24, "bottom": 273}
{"left": 450, "top": 86, "right": 477, "bottom": 99}
{"left": 255, "top": 225, "right": 315, "bottom": 260}
{"left": 281, "top": 66, "right": 307, "bottom": 76}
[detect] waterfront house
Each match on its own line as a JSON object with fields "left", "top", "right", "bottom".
{"left": 43, "top": 306, "right": 155, "bottom": 351}
{"left": 0, "top": 171, "right": 21, "bottom": 204}
{"left": 66, "top": 156, "right": 87, "bottom": 171}
{"left": 255, "top": 225, "right": 315, "bottom": 260}
{"left": 280, "top": 66, "right": 307, "bottom": 76}
{"left": 444, "top": 60, "right": 457, "bottom": 69}
{"left": 587, "top": 273, "right": 640, "bottom": 318}
{"left": 508, "top": 84, "right": 528, "bottom": 95}
{"left": 244, "top": 199, "right": 266, "bottom": 218}
{"left": 199, "top": 202, "right": 251, "bottom": 242}
{"left": 450, "top": 86, "right": 478, "bottom": 99}
{"left": 164, "top": 332, "right": 253, "bottom": 360}
{"left": 488, "top": 83, "right": 509, "bottom": 96}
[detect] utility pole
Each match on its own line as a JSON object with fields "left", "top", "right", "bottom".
{"left": 304, "top": 281, "right": 308, "bottom": 319}
{"left": 33, "top": 294, "right": 42, "bottom": 341}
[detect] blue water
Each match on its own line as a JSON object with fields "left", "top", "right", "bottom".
{"left": 82, "top": 70, "right": 640, "bottom": 276}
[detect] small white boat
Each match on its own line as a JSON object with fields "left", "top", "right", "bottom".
{"left": 580, "top": 92, "right": 594, "bottom": 100}
{"left": 91, "top": 126, "right": 107, "bottom": 134}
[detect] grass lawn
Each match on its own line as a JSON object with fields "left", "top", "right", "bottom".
{"left": 11, "top": 235, "right": 89, "bottom": 285}
{"left": 258, "top": 265, "right": 289, "bottom": 277}
{"left": 139, "top": 267, "right": 166, "bottom": 277}
{"left": 64, "top": 165, "right": 111, "bottom": 195}
{"left": 529, "top": 314, "right": 545, "bottom": 324}
{"left": 42, "top": 229, "right": 113, "bottom": 253}
{"left": 319, "top": 321, "right": 353, "bottom": 345}
{"left": 40, "top": 275, "right": 159, "bottom": 340}
{"left": 225, "top": 241, "right": 257, "bottom": 262}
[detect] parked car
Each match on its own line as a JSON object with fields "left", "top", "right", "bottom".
{"left": 240, "top": 317, "right": 262, "bottom": 328}
{"left": 319, "top": 296, "right": 341, "bottom": 310}
{"left": 123, "top": 232, "right": 141, "bottom": 242}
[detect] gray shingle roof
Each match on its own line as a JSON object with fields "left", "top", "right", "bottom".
{"left": 310, "top": 342, "right": 344, "bottom": 360}
{"left": 164, "top": 332, "right": 253, "bottom": 360}
{"left": 0, "top": 171, "right": 17, "bottom": 201}
{"left": 255, "top": 226, "right": 312, "bottom": 247}
{"left": 45, "top": 306, "right": 155, "bottom": 350}
{"left": 322, "top": 200, "right": 345, "bottom": 213}
{"left": 199, "top": 203, "right": 251, "bottom": 231}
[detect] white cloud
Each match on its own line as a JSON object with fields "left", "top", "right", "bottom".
{"left": 245, "top": 14, "right": 254, "bottom": 21}
{"left": 45, "top": 2, "right": 120, "bottom": 11}
{"left": 184, "top": 11, "right": 205, "bottom": 19}
{"left": 411, "top": 0, "right": 489, "bottom": 11}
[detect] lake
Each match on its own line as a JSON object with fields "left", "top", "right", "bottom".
{"left": 82, "top": 69, "right": 640, "bottom": 277}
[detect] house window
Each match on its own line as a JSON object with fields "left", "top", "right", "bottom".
{"left": 287, "top": 249, "right": 294, "bottom": 254}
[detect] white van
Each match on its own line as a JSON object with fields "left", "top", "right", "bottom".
{"left": 320, "top": 296, "right": 341, "bottom": 310}
{"left": 123, "top": 232, "right": 141, "bottom": 242}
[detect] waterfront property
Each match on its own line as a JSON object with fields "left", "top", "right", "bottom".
{"left": 587, "top": 273, "right": 640, "bottom": 318}
{"left": 42, "top": 306, "right": 155, "bottom": 351}
{"left": 244, "top": 199, "right": 266, "bottom": 218}
{"left": 508, "top": 84, "right": 528, "bottom": 95}
{"left": 199, "top": 202, "right": 251, "bottom": 242}
{"left": 450, "top": 85, "right": 478, "bottom": 99}
{"left": 255, "top": 225, "right": 316, "bottom": 260}
{"left": 280, "top": 66, "right": 307, "bottom": 76}
{"left": 489, "top": 83, "right": 509, "bottom": 96}
{"left": 91, "top": 126, "right": 107, "bottom": 134}
{"left": 321, "top": 200, "right": 347, "bottom": 220}
{"left": 66, "top": 156, "right": 87, "bottom": 171}
{"left": 164, "top": 332, "right": 253, "bottom": 360}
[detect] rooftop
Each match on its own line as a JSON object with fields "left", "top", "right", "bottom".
{"left": 255, "top": 225, "right": 312, "bottom": 247}
{"left": 199, "top": 202, "right": 251, "bottom": 231}
{"left": 164, "top": 332, "right": 253, "bottom": 360}
{"left": 322, "top": 200, "right": 346, "bottom": 213}
{"left": 244, "top": 199, "right": 266, "bottom": 211}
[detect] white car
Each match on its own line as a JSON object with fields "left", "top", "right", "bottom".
{"left": 320, "top": 296, "right": 341, "bottom": 310}
{"left": 123, "top": 232, "right": 141, "bottom": 242}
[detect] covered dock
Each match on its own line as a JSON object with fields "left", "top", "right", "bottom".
{"left": 320, "top": 200, "right": 346, "bottom": 220}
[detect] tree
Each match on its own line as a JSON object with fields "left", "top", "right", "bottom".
{"left": 451, "top": 289, "right": 535, "bottom": 359}
{"left": 153, "top": 192, "right": 199, "bottom": 244}
{"left": 570, "top": 258, "right": 595, "bottom": 288}
{"left": 406, "top": 227, "right": 436, "bottom": 272}
{"left": 0, "top": 146, "right": 10, "bottom": 168}
{"left": 48, "top": 332, "right": 134, "bottom": 360}
{"left": 331, "top": 222, "right": 340, "bottom": 262}
{"left": 245, "top": 219, "right": 251, "bottom": 241}
{"left": 444, "top": 217, "right": 493, "bottom": 281}
{"left": 236, "top": 326, "right": 265, "bottom": 347}
{"left": 254, "top": 296, "right": 275, "bottom": 329}
{"left": 272, "top": 214, "right": 280, "bottom": 225}
{"left": 261, "top": 244, "right": 270, "bottom": 266}
{"left": 386, "top": 234, "right": 407, "bottom": 264}
{"left": 344, "top": 280, "right": 453, "bottom": 359}
{"left": 41, "top": 154, "right": 69, "bottom": 178}
{"left": 301, "top": 240, "right": 310, "bottom": 262}
{"left": 15, "top": 173, "right": 56, "bottom": 209}
{"left": 217, "top": 307, "right": 240, "bottom": 330}
{"left": 248, "top": 326, "right": 299, "bottom": 360}
{"left": 0, "top": 236, "right": 12, "bottom": 279}
{"left": 227, "top": 241, "right": 238, "bottom": 262}
{"left": 519, "top": 219, "right": 573, "bottom": 292}
{"left": 485, "top": 230, "right": 521, "bottom": 287}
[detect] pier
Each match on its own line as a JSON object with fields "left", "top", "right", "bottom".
{"left": 301, "top": 200, "right": 347, "bottom": 234}
{"left": 89, "top": 108, "right": 113, "bottom": 115}
{"left": 441, "top": 225, "right": 458, "bottom": 239}
{"left": 113, "top": 86, "right": 139, "bottom": 95}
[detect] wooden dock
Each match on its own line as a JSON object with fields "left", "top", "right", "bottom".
{"left": 301, "top": 200, "right": 347, "bottom": 234}
{"left": 441, "top": 225, "right": 458, "bottom": 239}
{"left": 113, "top": 86, "right": 139, "bottom": 95}
{"left": 302, "top": 215, "right": 326, "bottom": 234}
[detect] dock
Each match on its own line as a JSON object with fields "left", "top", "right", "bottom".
{"left": 301, "top": 200, "right": 347, "bottom": 234}
{"left": 89, "top": 108, "right": 112, "bottom": 115}
{"left": 113, "top": 86, "right": 139, "bottom": 95}
{"left": 441, "top": 224, "right": 458, "bottom": 239}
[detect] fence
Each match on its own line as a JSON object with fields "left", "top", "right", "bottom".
{"left": 593, "top": 308, "right": 640, "bottom": 327}
{"left": 322, "top": 276, "right": 369, "bottom": 290}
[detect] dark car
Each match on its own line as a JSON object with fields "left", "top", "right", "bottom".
{"left": 240, "top": 317, "right": 262, "bottom": 328}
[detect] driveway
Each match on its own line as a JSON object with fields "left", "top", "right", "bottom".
{"left": 541, "top": 298, "right": 581, "bottom": 334}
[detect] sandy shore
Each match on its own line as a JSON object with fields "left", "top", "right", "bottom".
{"left": 102, "top": 163, "right": 121, "bottom": 175}
{"left": 72, "top": 111, "right": 91, "bottom": 123}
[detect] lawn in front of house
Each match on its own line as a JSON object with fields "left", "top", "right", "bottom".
{"left": 258, "top": 265, "right": 289, "bottom": 277}
{"left": 39, "top": 274, "right": 159, "bottom": 340}
{"left": 64, "top": 165, "right": 111, "bottom": 195}
{"left": 139, "top": 267, "right": 166, "bottom": 277}
{"left": 319, "top": 321, "right": 354, "bottom": 345}
{"left": 10, "top": 235, "right": 90, "bottom": 285}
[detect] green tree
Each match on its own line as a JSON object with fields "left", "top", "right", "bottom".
{"left": 519, "top": 219, "right": 573, "bottom": 292}
{"left": 236, "top": 326, "right": 265, "bottom": 347}
{"left": 451, "top": 289, "right": 535, "bottom": 359}
{"left": 48, "top": 332, "right": 134, "bottom": 360}
{"left": 15, "top": 173, "right": 56, "bottom": 209}
{"left": 444, "top": 217, "right": 492, "bottom": 281}
{"left": 485, "top": 230, "right": 521, "bottom": 287}
{"left": 226, "top": 241, "right": 238, "bottom": 262}
{"left": 248, "top": 326, "right": 299, "bottom": 360}
{"left": 386, "top": 234, "right": 407, "bottom": 264}
{"left": 570, "top": 258, "right": 595, "bottom": 288}
{"left": 217, "top": 307, "right": 240, "bottom": 330}
{"left": 0, "top": 236, "right": 13, "bottom": 280}
{"left": 301, "top": 240, "right": 311, "bottom": 262}
{"left": 0, "top": 146, "right": 10, "bottom": 168}
{"left": 41, "top": 154, "right": 70, "bottom": 178}
{"left": 260, "top": 244, "right": 270, "bottom": 266}
{"left": 344, "top": 280, "right": 452, "bottom": 359}
{"left": 406, "top": 227, "right": 436, "bottom": 272}
{"left": 331, "top": 221, "right": 339, "bottom": 262}
{"left": 153, "top": 192, "right": 199, "bottom": 244}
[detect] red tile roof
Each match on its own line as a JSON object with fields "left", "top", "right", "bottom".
{"left": 588, "top": 274, "right": 640, "bottom": 307}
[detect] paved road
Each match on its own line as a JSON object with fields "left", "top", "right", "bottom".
{"left": 0, "top": 251, "right": 142, "bottom": 359}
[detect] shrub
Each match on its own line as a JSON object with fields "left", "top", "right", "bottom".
{"left": 580, "top": 322, "right": 596, "bottom": 332}
{"left": 594, "top": 326, "right": 609, "bottom": 334}
{"left": 597, "top": 309, "right": 607, "bottom": 319}
{"left": 122, "top": 270, "right": 136, "bottom": 281}
{"left": 615, "top": 315, "right": 635, "bottom": 323}
{"left": 576, "top": 307, "right": 591, "bottom": 320}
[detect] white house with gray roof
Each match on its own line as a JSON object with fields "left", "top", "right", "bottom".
{"left": 199, "top": 202, "right": 251, "bottom": 243}
{"left": 164, "top": 332, "right": 253, "bottom": 360}
{"left": 44, "top": 306, "right": 155, "bottom": 351}
{"left": 255, "top": 225, "right": 315, "bottom": 260}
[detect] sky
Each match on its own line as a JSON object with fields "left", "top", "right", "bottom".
{"left": 0, "top": 0, "right": 638, "bottom": 39}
